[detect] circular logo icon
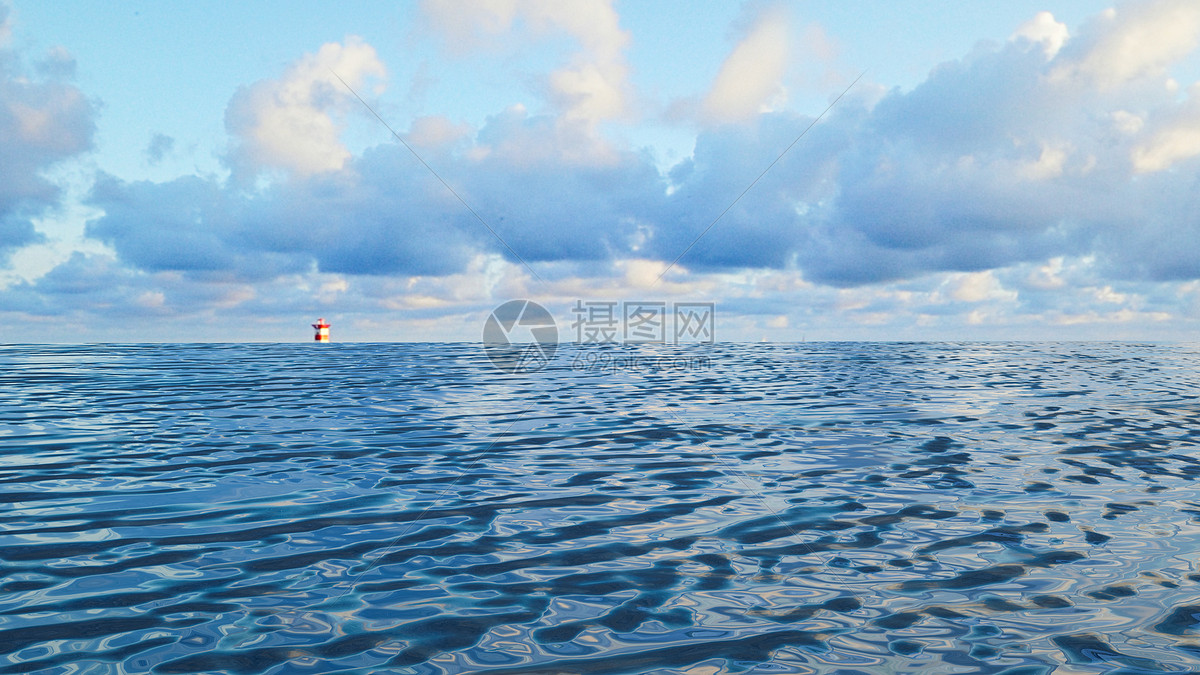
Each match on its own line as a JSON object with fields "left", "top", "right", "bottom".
{"left": 482, "top": 300, "right": 558, "bottom": 373}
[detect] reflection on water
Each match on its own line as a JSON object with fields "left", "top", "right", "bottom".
{"left": 2, "top": 342, "right": 1200, "bottom": 673}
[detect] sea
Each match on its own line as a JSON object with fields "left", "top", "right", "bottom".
{"left": 2, "top": 342, "right": 1200, "bottom": 674}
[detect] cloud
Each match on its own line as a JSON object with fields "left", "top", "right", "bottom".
{"left": 640, "top": 2, "right": 1200, "bottom": 292}
{"left": 784, "top": 10, "right": 1200, "bottom": 286}
{"left": 1132, "top": 82, "right": 1200, "bottom": 172}
{"left": 86, "top": 173, "right": 270, "bottom": 278}
{"left": 145, "top": 132, "right": 174, "bottom": 165}
{"left": 88, "top": 4, "right": 1200, "bottom": 294}
{"left": 421, "top": 0, "right": 631, "bottom": 129}
{"left": 418, "top": 0, "right": 523, "bottom": 52}
{"left": 0, "top": 14, "right": 95, "bottom": 262}
{"left": 18, "top": 3, "right": 1200, "bottom": 341}
{"left": 945, "top": 270, "right": 1017, "bottom": 303}
{"left": 539, "top": 1, "right": 629, "bottom": 126}
{"left": 701, "top": 4, "right": 791, "bottom": 123}
{"left": 224, "top": 37, "right": 385, "bottom": 179}
{"left": 0, "top": 249, "right": 354, "bottom": 341}
{"left": 1051, "top": 0, "right": 1200, "bottom": 89}
{"left": 0, "top": 252, "right": 153, "bottom": 317}
{"left": 85, "top": 166, "right": 468, "bottom": 280}
{"left": 405, "top": 115, "right": 471, "bottom": 150}
{"left": 1012, "top": 11, "right": 1069, "bottom": 58}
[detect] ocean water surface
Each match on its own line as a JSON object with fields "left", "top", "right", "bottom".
{"left": 2, "top": 342, "right": 1200, "bottom": 674}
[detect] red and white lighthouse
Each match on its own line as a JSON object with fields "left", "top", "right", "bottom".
{"left": 312, "top": 318, "right": 331, "bottom": 342}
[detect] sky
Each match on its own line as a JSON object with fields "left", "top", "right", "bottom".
{"left": 3, "top": 0, "right": 1200, "bottom": 342}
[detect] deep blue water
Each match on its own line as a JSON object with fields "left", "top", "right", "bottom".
{"left": 3, "top": 342, "right": 1200, "bottom": 674}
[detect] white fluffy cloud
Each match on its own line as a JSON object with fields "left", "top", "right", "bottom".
{"left": 225, "top": 37, "right": 385, "bottom": 178}
{"left": 946, "top": 271, "right": 1016, "bottom": 303}
{"left": 702, "top": 5, "right": 791, "bottom": 123}
{"left": 1012, "top": 11, "right": 1069, "bottom": 58}
{"left": 1051, "top": 0, "right": 1200, "bottom": 89}
{"left": 1132, "top": 82, "right": 1200, "bottom": 172}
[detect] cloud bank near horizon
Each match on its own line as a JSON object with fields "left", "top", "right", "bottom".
{"left": 5, "top": 0, "right": 1200, "bottom": 340}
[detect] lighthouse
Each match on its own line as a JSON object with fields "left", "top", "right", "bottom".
{"left": 312, "top": 318, "right": 331, "bottom": 342}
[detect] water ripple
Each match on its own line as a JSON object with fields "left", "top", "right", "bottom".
{"left": 1, "top": 342, "right": 1200, "bottom": 673}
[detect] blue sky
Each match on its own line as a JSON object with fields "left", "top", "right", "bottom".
{"left": 3, "top": 1, "right": 1200, "bottom": 342}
